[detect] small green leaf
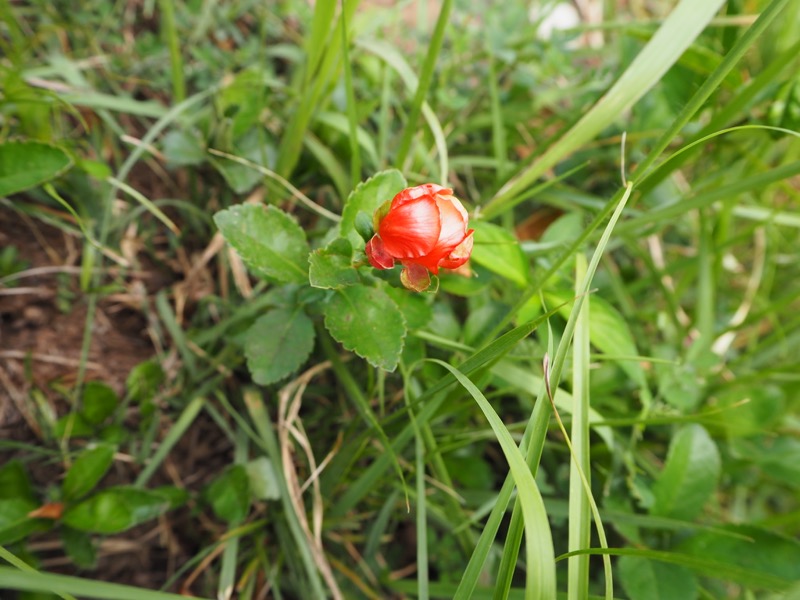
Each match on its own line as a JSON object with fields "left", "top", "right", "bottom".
{"left": 652, "top": 424, "right": 721, "bottom": 521}
{"left": 309, "top": 237, "right": 359, "bottom": 289}
{"left": 162, "top": 129, "right": 206, "bottom": 167}
{"left": 469, "top": 220, "right": 529, "bottom": 287}
{"left": 62, "top": 444, "right": 116, "bottom": 501}
{"left": 619, "top": 555, "right": 699, "bottom": 600}
{"left": 206, "top": 465, "right": 250, "bottom": 524}
{"left": 81, "top": 381, "right": 119, "bottom": 425}
{"left": 339, "top": 170, "right": 407, "bottom": 247}
{"left": 53, "top": 413, "right": 95, "bottom": 438}
{"left": 210, "top": 130, "right": 276, "bottom": 194}
{"left": 245, "top": 307, "right": 315, "bottom": 386}
{"left": 324, "top": 285, "right": 406, "bottom": 371}
{"left": 126, "top": 360, "right": 165, "bottom": 403}
{"left": 245, "top": 457, "right": 280, "bottom": 501}
{"left": 385, "top": 286, "right": 433, "bottom": 330}
{"left": 214, "top": 204, "right": 310, "bottom": 283}
{"left": 0, "top": 460, "right": 35, "bottom": 502}
{"left": 62, "top": 487, "right": 170, "bottom": 534}
{"left": 61, "top": 526, "right": 96, "bottom": 569}
{"left": 0, "top": 498, "right": 42, "bottom": 545}
{"left": 0, "top": 140, "right": 73, "bottom": 197}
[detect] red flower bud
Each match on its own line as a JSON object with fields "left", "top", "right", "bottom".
{"left": 365, "top": 184, "right": 474, "bottom": 292}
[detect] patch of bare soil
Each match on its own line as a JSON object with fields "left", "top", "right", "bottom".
{"left": 0, "top": 205, "right": 231, "bottom": 595}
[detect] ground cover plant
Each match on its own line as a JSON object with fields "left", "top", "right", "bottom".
{"left": 1, "top": 0, "right": 799, "bottom": 598}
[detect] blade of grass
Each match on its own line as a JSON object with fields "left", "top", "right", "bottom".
{"left": 243, "top": 389, "right": 328, "bottom": 599}
{"left": 632, "top": 0, "right": 794, "bottom": 189}
{"left": 462, "top": 184, "right": 632, "bottom": 599}
{"left": 217, "top": 428, "right": 249, "bottom": 600}
{"left": 0, "top": 547, "right": 77, "bottom": 600}
{"left": 340, "top": 1, "right": 361, "bottom": 188}
{"left": 0, "top": 566, "right": 207, "bottom": 600}
{"left": 328, "top": 315, "right": 552, "bottom": 519}
{"left": 357, "top": 38, "right": 449, "bottom": 184}
{"left": 158, "top": 0, "right": 185, "bottom": 103}
{"left": 134, "top": 396, "right": 205, "bottom": 487}
{"left": 430, "top": 360, "right": 556, "bottom": 600}
{"left": 567, "top": 254, "right": 591, "bottom": 600}
{"left": 394, "top": 0, "right": 452, "bottom": 170}
{"left": 483, "top": 0, "right": 727, "bottom": 218}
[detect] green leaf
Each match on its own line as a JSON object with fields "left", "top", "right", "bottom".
{"left": 61, "top": 526, "right": 96, "bottom": 569}
{"left": 652, "top": 425, "right": 720, "bottom": 521}
{"left": 385, "top": 286, "right": 433, "bottom": 330}
{"left": 324, "top": 285, "right": 406, "bottom": 371}
{"left": 62, "top": 445, "right": 116, "bottom": 502}
{"left": 0, "top": 498, "right": 42, "bottom": 545}
{"left": 0, "top": 140, "right": 73, "bottom": 197}
{"left": 339, "top": 169, "right": 407, "bottom": 248}
{"left": 161, "top": 129, "right": 206, "bottom": 167}
{"left": 245, "top": 457, "right": 280, "bottom": 501}
{"left": 0, "top": 460, "right": 35, "bottom": 502}
{"left": 211, "top": 130, "right": 276, "bottom": 194}
{"left": 206, "top": 465, "right": 250, "bottom": 524}
{"left": 676, "top": 525, "right": 800, "bottom": 586}
{"left": 214, "top": 203, "right": 310, "bottom": 283}
{"left": 244, "top": 308, "right": 314, "bottom": 385}
{"left": 81, "top": 382, "right": 119, "bottom": 425}
{"left": 53, "top": 413, "right": 95, "bottom": 438}
{"left": 245, "top": 307, "right": 315, "bottom": 386}
{"left": 619, "top": 556, "right": 698, "bottom": 600}
{"left": 62, "top": 487, "right": 171, "bottom": 534}
{"left": 126, "top": 360, "right": 165, "bottom": 403}
{"left": 469, "top": 220, "right": 529, "bottom": 287}
{"left": 308, "top": 237, "right": 359, "bottom": 289}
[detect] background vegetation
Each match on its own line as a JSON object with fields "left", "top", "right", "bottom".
{"left": 1, "top": 0, "right": 799, "bottom": 598}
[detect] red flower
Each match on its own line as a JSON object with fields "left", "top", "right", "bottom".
{"left": 365, "top": 184, "right": 474, "bottom": 292}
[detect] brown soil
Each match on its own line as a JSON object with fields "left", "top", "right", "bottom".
{"left": 0, "top": 204, "right": 228, "bottom": 596}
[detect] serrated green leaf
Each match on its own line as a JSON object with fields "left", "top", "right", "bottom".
{"left": 324, "top": 285, "right": 406, "bottom": 371}
{"left": 81, "top": 381, "right": 119, "bottom": 425}
{"left": 619, "top": 556, "right": 699, "bottom": 600}
{"left": 214, "top": 203, "right": 310, "bottom": 283}
{"left": 206, "top": 465, "right": 250, "bottom": 524}
{"left": 62, "top": 445, "right": 115, "bottom": 501}
{"left": 385, "top": 286, "right": 433, "bottom": 330}
{"left": 652, "top": 425, "right": 720, "bottom": 521}
{"left": 339, "top": 170, "right": 407, "bottom": 248}
{"left": 62, "top": 487, "right": 170, "bottom": 534}
{"left": 308, "top": 237, "right": 359, "bottom": 289}
{"left": 469, "top": 220, "right": 529, "bottom": 287}
{"left": 0, "top": 140, "right": 73, "bottom": 197}
{"left": 245, "top": 307, "right": 315, "bottom": 385}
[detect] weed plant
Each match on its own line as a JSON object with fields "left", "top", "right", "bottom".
{"left": 1, "top": 1, "right": 799, "bottom": 599}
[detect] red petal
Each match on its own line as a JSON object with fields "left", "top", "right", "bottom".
{"left": 439, "top": 229, "right": 474, "bottom": 270}
{"left": 391, "top": 183, "right": 452, "bottom": 209}
{"left": 379, "top": 197, "right": 441, "bottom": 259}
{"left": 400, "top": 262, "right": 431, "bottom": 292}
{"left": 365, "top": 235, "right": 395, "bottom": 269}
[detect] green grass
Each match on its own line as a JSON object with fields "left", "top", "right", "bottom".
{"left": 1, "top": 1, "right": 799, "bottom": 599}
